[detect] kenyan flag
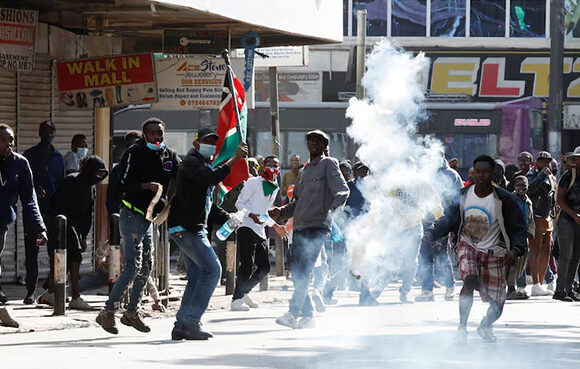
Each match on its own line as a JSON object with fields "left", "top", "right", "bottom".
{"left": 212, "top": 71, "right": 249, "bottom": 205}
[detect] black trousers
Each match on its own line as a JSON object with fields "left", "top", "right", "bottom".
{"left": 24, "top": 232, "right": 40, "bottom": 295}
{"left": 232, "top": 227, "right": 270, "bottom": 300}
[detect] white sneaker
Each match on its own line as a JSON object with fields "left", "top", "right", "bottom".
{"left": 547, "top": 279, "right": 556, "bottom": 292}
{"left": 414, "top": 290, "right": 434, "bottom": 302}
{"left": 243, "top": 294, "right": 259, "bottom": 308}
{"left": 231, "top": 299, "right": 250, "bottom": 311}
{"left": 445, "top": 286, "right": 455, "bottom": 301}
{"left": 276, "top": 312, "right": 298, "bottom": 329}
{"left": 530, "top": 283, "right": 552, "bottom": 296}
{"left": 69, "top": 296, "right": 94, "bottom": 311}
{"left": 296, "top": 316, "right": 316, "bottom": 329}
{"left": 311, "top": 289, "right": 326, "bottom": 312}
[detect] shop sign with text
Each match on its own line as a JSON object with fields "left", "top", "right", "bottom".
{"left": 423, "top": 50, "right": 580, "bottom": 101}
{"left": 0, "top": 8, "right": 38, "bottom": 72}
{"left": 56, "top": 53, "right": 157, "bottom": 108}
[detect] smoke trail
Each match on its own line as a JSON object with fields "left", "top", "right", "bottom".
{"left": 344, "top": 40, "right": 453, "bottom": 283}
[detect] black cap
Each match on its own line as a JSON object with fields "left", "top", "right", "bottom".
{"left": 339, "top": 160, "right": 352, "bottom": 169}
{"left": 196, "top": 127, "right": 218, "bottom": 141}
{"left": 306, "top": 130, "right": 329, "bottom": 146}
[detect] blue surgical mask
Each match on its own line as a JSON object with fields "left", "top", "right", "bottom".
{"left": 198, "top": 143, "right": 216, "bottom": 158}
{"left": 146, "top": 141, "right": 166, "bottom": 151}
{"left": 76, "top": 147, "right": 88, "bottom": 158}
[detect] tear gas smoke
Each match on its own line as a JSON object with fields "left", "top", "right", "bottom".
{"left": 344, "top": 40, "right": 457, "bottom": 286}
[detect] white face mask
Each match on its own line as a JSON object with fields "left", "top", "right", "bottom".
{"left": 198, "top": 143, "right": 216, "bottom": 159}
{"left": 76, "top": 147, "right": 88, "bottom": 158}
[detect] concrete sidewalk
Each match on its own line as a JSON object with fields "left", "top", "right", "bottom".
{"left": 0, "top": 274, "right": 296, "bottom": 335}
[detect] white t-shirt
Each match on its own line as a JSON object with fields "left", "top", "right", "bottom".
{"left": 64, "top": 151, "right": 81, "bottom": 172}
{"left": 460, "top": 186, "right": 501, "bottom": 251}
{"left": 235, "top": 176, "right": 278, "bottom": 240}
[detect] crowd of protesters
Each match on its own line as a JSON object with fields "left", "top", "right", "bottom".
{"left": 1, "top": 117, "right": 580, "bottom": 345}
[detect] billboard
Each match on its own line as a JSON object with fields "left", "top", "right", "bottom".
{"left": 153, "top": 56, "right": 253, "bottom": 110}
{"left": 0, "top": 8, "right": 38, "bottom": 72}
{"left": 255, "top": 71, "right": 322, "bottom": 102}
{"left": 421, "top": 50, "right": 580, "bottom": 101}
{"left": 163, "top": 29, "right": 228, "bottom": 55}
{"left": 56, "top": 53, "right": 157, "bottom": 109}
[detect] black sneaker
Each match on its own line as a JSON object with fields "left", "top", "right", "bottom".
{"left": 121, "top": 311, "right": 151, "bottom": 333}
{"left": 171, "top": 322, "right": 213, "bottom": 340}
{"left": 553, "top": 291, "right": 574, "bottom": 302}
{"left": 567, "top": 292, "right": 580, "bottom": 301}
{"left": 23, "top": 294, "right": 35, "bottom": 305}
{"left": 0, "top": 289, "right": 7, "bottom": 304}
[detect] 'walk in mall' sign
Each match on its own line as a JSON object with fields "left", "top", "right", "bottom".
{"left": 0, "top": 8, "right": 38, "bottom": 72}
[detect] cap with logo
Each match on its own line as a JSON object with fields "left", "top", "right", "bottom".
{"left": 570, "top": 146, "right": 580, "bottom": 157}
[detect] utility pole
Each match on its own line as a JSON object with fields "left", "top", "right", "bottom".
{"left": 356, "top": 9, "right": 367, "bottom": 100}
{"left": 548, "top": 0, "right": 564, "bottom": 157}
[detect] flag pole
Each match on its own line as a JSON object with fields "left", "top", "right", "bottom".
{"left": 221, "top": 49, "right": 244, "bottom": 142}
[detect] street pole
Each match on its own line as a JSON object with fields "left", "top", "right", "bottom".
{"left": 548, "top": 0, "right": 564, "bottom": 157}
{"left": 53, "top": 215, "right": 67, "bottom": 316}
{"left": 356, "top": 9, "right": 367, "bottom": 100}
{"left": 269, "top": 65, "right": 285, "bottom": 279}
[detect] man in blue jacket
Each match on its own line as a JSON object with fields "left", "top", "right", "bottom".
{"left": 424, "top": 155, "right": 527, "bottom": 343}
{"left": 0, "top": 124, "right": 46, "bottom": 324}
{"left": 23, "top": 120, "right": 64, "bottom": 304}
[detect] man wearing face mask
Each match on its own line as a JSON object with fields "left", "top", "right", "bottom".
{"left": 0, "top": 124, "right": 46, "bottom": 326}
{"left": 63, "top": 134, "right": 88, "bottom": 175}
{"left": 167, "top": 127, "right": 247, "bottom": 340}
{"left": 42, "top": 155, "right": 108, "bottom": 310}
{"left": 231, "top": 155, "right": 288, "bottom": 311}
{"left": 23, "top": 120, "right": 64, "bottom": 305}
{"left": 97, "top": 117, "right": 180, "bottom": 335}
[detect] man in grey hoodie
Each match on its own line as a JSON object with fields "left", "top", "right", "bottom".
{"left": 270, "top": 130, "right": 349, "bottom": 329}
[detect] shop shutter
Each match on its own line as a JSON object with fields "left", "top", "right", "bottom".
{"left": 16, "top": 55, "right": 53, "bottom": 280}
{"left": 0, "top": 70, "right": 17, "bottom": 283}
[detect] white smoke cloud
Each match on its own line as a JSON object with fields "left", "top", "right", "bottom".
{"left": 344, "top": 40, "right": 453, "bottom": 283}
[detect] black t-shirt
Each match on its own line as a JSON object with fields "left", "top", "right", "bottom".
{"left": 559, "top": 169, "right": 580, "bottom": 221}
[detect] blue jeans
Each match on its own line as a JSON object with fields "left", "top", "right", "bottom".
{"left": 170, "top": 229, "right": 221, "bottom": 329}
{"left": 313, "top": 241, "right": 329, "bottom": 292}
{"left": 289, "top": 228, "right": 326, "bottom": 318}
{"left": 105, "top": 207, "right": 153, "bottom": 313}
{"left": 418, "top": 237, "right": 454, "bottom": 291}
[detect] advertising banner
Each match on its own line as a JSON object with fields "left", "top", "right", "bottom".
{"left": 255, "top": 71, "right": 322, "bottom": 102}
{"left": 0, "top": 8, "right": 38, "bottom": 72}
{"left": 153, "top": 56, "right": 253, "bottom": 110}
{"left": 236, "top": 46, "right": 307, "bottom": 67}
{"left": 420, "top": 50, "right": 580, "bottom": 101}
{"left": 56, "top": 53, "right": 157, "bottom": 109}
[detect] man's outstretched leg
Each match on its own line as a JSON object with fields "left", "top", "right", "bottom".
{"left": 458, "top": 274, "right": 477, "bottom": 342}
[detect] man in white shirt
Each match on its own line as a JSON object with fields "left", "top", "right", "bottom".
{"left": 231, "top": 156, "right": 288, "bottom": 311}
{"left": 63, "top": 134, "right": 88, "bottom": 174}
{"left": 424, "top": 155, "right": 526, "bottom": 343}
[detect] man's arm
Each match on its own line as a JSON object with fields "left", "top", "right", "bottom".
{"left": 425, "top": 198, "right": 461, "bottom": 241}
{"left": 505, "top": 194, "right": 527, "bottom": 257}
{"left": 19, "top": 159, "right": 46, "bottom": 234}
{"left": 527, "top": 171, "right": 549, "bottom": 197}
{"left": 325, "top": 159, "right": 350, "bottom": 211}
{"left": 118, "top": 149, "right": 141, "bottom": 195}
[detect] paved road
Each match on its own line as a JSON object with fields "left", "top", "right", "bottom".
{"left": 1, "top": 287, "right": 579, "bottom": 369}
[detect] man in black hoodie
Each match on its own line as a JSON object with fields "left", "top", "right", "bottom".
{"left": 97, "top": 118, "right": 180, "bottom": 335}
{"left": 42, "top": 155, "right": 108, "bottom": 310}
{"left": 168, "top": 127, "right": 246, "bottom": 340}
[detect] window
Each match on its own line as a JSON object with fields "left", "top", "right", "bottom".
{"left": 510, "top": 0, "right": 546, "bottom": 37}
{"left": 470, "top": 0, "right": 506, "bottom": 37}
{"left": 431, "top": 0, "right": 466, "bottom": 37}
{"left": 344, "top": 0, "right": 350, "bottom": 36}
{"left": 529, "top": 110, "right": 544, "bottom": 150}
{"left": 392, "top": 0, "right": 427, "bottom": 36}
{"left": 437, "top": 133, "right": 498, "bottom": 177}
{"left": 566, "top": 0, "right": 580, "bottom": 38}
{"left": 353, "top": 0, "right": 389, "bottom": 36}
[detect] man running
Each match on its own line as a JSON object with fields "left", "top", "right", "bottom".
{"left": 424, "top": 155, "right": 526, "bottom": 342}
